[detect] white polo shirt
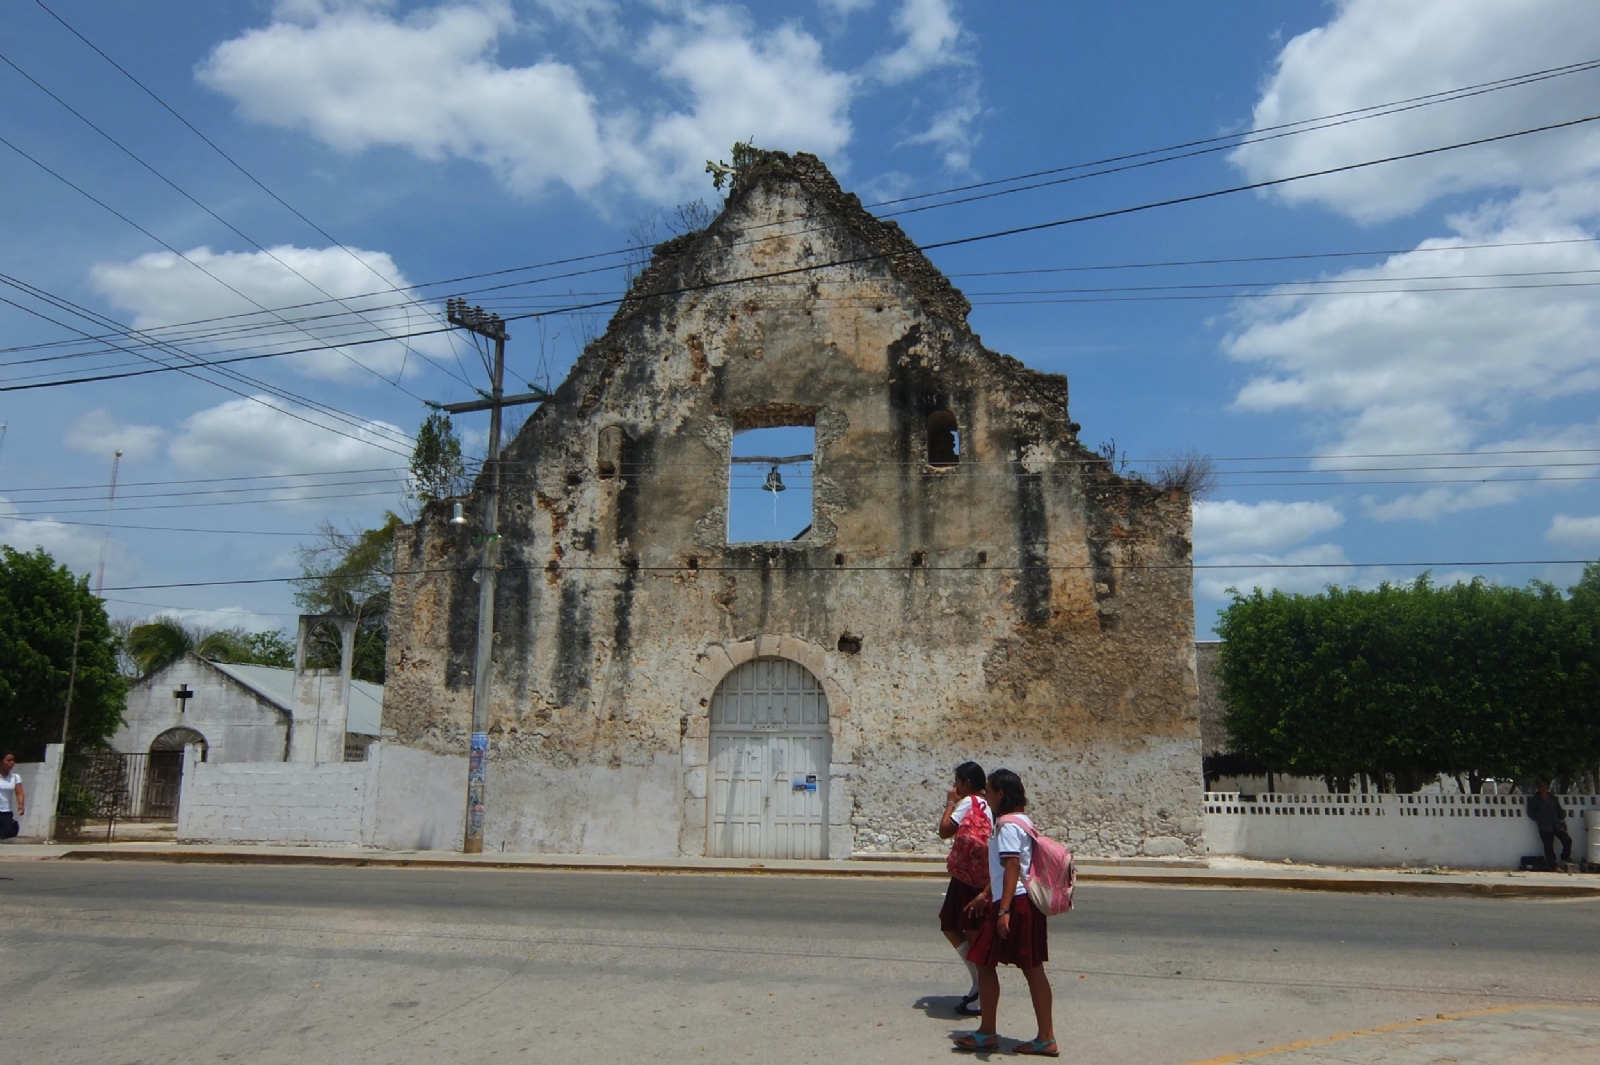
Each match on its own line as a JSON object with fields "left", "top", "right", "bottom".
{"left": 988, "top": 813, "right": 1035, "bottom": 902}
{"left": 0, "top": 771, "right": 21, "bottom": 815}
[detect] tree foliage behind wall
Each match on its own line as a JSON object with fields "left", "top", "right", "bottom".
{"left": 0, "top": 547, "right": 125, "bottom": 759}
{"left": 1216, "top": 569, "right": 1600, "bottom": 791}
{"left": 295, "top": 515, "right": 399, "bottom": 683}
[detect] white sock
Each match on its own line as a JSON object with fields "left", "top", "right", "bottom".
{"left": 956, "top": 942, "right": 979, "bottom": 994}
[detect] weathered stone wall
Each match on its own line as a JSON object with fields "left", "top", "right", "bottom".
{"left": 385, "top": 152, "right": 1201, "bottom": 857}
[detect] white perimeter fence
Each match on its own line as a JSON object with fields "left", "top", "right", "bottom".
{"left": 1205, "top": 790, "right": 1600, "bottom": 867}
{"left": 175, "top": 742, "right": 467, "bottom": 851}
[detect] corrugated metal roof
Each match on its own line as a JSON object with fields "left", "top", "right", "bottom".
{"left": 208, "top": 661, "right": 383, "bottom": 736}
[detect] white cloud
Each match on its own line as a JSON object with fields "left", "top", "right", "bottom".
{"left": 1223, "top": 209, "right": 1600, "bottom": 519}
{"left": 1194, "top": 499, "right": 1344, "bottom": 554}
{"left": 1230, "top": 0, "right": 1600, "bottom": 224}
{"left": 819, "top": 0, "right": 875, "bottom": 16}
{"left": 90, "top": 245, "right": 448, "bottom": 382}
{"left": 1547, "top": 514, "right": 1600, "bottom": 545}
{"left": 902, "top": 77, "right": 982, "bottom": 170}
{"left": 632, "top": 8, "right": 857, "bottom": 197}
{"left": 200, "top": 0, "right": 858, "bottom": 203}
{"left": 63, "top": 410, "right": 166, "bottom": 463}
{"left": 1196, "top": 543, "right": 1354, "bottom": 601}
{"left": 201, "top": 1, "right": 613, "bottom": 196}
{"left": 168, "top": 396, "right": 408, "bottom": 499}
{"left": 0, "top": 495, "right": 118, "bottom": 577}
{"left": 533, "top": 0, "right": 622, "bottom": 46}
{"left": 872, "top": 0, "right": 965, "bottom": 84}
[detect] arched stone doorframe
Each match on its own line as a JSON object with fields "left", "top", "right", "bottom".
{"left": 678, "top": 634, "right": 857, "bottom": 858}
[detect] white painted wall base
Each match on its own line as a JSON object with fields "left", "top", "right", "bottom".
{"left": 1205, "top": 790, "right": 1600, "bottom": 868}
{"left": 176, "top": 743, "right": 466, "bottom": 849}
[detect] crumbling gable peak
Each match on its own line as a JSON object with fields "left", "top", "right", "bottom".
{"left": 623, "top": 150, "right": 972, "bottom": 330}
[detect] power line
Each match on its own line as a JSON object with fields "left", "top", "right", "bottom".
{"left": 868, "top": 58, "right": 1600, "bottom": 211}
{"left": 96, "top": 556, "right": 1600, "bottom": 593}
{"left": 0, "top": 273, "right": 417, "bottom": 456}
{"left": 9, "top": 56, "right": 1591, "bottom": 358}
{"left": 30, "top": 0, "right": 477, "bottom": 389}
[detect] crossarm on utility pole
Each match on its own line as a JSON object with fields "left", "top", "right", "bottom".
{"left": 435, "top": 298, "right": 545, "bottom": 855}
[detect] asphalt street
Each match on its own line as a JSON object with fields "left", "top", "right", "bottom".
{"left": 2, "top": 861, "right": 1597, "bottom": 1064}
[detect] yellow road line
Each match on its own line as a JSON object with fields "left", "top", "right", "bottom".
{"left": 1184, "top": 1003, "right": 1595, "bottom": 1065}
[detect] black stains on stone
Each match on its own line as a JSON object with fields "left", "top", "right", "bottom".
{"left": 552, "top": 581, "right": 592, "bottom": 707}
{"left": 1015, "top": 469, "right": 1052, "bottom": 627}
{"left": 613, "top": 560, "right": 637, "bottom": 663}
{"left": 574, "top": 528, "right": 596, "bottom": 553}
{"left": 444, "top": 554, "right": 478, "bottom": 690}
{"left": 837, "top": 633, "right": 862, "bottom": 655}
{"left": 495, "top": 555, "right": 533, "bottom": 674}
{"left": 615, "top": 427, "right": 654, "bottom": 548}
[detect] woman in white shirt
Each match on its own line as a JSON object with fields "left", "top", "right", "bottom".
{"left": 953, "top": 768, "right": 1056, "bottom": 1056}
{"left": 0, "top": 752, "right": 25, "bottom": 840}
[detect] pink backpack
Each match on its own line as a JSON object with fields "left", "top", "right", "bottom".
{"left": 997, "top": 813, "right": 1077, "bottom": 916}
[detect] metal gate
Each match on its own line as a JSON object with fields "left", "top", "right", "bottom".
{"left": 57, "top": 752, "right": 182, "bottom": 840}
{"left": 708, "top": 657, "right": 830, "bottom": 859}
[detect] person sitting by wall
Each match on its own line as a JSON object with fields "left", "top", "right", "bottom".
{"left": 1526, "top": 780, "right": 1572, "bottom": 870}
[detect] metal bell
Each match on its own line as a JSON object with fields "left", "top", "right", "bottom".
{"left": 761, "top": 465, "right": 786, "bottom": 493}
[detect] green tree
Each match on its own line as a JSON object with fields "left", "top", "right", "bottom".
{"left": 1217, "top": 572, "right": 1600, "bottom": 792}
{"left": 410, "top": 412, "right": 466, "bottom": 504}
{"left": 295, "top": 515, "right": 400, "bottom": 683}
{"left": 124, "top": 617, "right": 296, "bottom": 676}
{"left": 0, "top": 546, "right": 125, "bottom": 758}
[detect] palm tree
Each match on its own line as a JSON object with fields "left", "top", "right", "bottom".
{"left": 125, "top": 617, "right": 194, "bottom": 677}
{"left": 124, "top": 618, "right": 288, "bottom": 677}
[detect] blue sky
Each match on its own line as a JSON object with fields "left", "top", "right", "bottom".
{"left": 3, "top": 0, "right": 1600, "bottom": 637}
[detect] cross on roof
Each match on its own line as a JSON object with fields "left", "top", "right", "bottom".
{"left": 173, "top": 684, "right": 194, "bottom": 711}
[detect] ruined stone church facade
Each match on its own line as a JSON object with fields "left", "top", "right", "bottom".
{"left": 385, "top": 153, "right": 1202, "bottom": 858}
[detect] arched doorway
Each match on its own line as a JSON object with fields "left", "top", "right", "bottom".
{"left": 146, "top": 727, "right": 206, "bottom": 819}
{"left": 708, "top": 657, "right": 830, "bottom": 859}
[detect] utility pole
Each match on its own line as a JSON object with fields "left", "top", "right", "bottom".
{"left": 437, "top": 299, "right": 547, "bottom": 854}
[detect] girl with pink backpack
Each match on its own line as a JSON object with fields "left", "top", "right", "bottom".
{"left": 937, "top": 762, "right": 992, "bottom": 1015}
{"left": 954, "top": 768, "right": 1060, "bottom": 1056}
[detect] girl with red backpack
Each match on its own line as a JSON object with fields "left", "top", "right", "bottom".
{"left": 938, "top": 762, "right": 991, "bottom": 1015}
{"left": 954, "top": 768, "right": 1057, "bottom": 1056}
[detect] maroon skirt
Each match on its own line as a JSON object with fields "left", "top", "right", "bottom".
{"left": 969, "top": 891, "right": 1048, "bottom": 968}
{"left": 939, "top": 876, "right": 987, "bottom": 933}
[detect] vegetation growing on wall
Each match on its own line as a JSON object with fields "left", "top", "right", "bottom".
{"left": 1216, "top": 567, "right": 1600, "bottom": 792}
{"left": 0, "top": 546, "right": 125, "bottom": 758}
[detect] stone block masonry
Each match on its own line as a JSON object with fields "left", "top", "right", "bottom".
{"left": 385, "top": 151, "right": 1202, "bottom": 860}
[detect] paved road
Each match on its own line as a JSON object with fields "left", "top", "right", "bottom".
{"left": 2, "top": 862, "right": 1597, "bottom": 1063}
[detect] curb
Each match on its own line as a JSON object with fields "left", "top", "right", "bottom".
{"left": 49, "top": 849, "right": 1600, "bottom": 896}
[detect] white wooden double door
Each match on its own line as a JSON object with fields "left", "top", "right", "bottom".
{"left": 708, "top": 657, "right": 831, "bottom": 859}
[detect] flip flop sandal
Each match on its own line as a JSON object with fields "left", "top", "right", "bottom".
{"left": 953, "top": 1032, "right": 1002, "bottom": 1052}
{"left": 1012, "top": 1038, "right": 1059, "bottom": 1056}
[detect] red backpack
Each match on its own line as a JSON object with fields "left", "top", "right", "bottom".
{"left": 946, "top": 796, "right": 992, "bottom": 889}
{"left": 996, "top": 813, "right": 1077, "bottom": 916}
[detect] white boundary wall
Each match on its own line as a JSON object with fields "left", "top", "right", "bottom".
{"left": 1205, "top": 790, "right": 1600, "bottom": 868}
{"left": 176, "top": 743, "right": 466, "bottom": 849}
{"left": 8, "top": 745, "right": 62, "bottom": 840}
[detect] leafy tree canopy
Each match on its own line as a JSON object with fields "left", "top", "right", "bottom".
{"left": 410, "top": 412, "right": 467, "bottom": 504}
{"left": 0, "top": 546, "right": 124, "bottom": 758}
{"left": 295, "top": 514, "right": 400, "bottom": 683}
{"left": 123, "top": 617, "right": 295, "bottom": 677}
{"left": 1216, "top": 571, "right": 1600, "bottom": 792}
